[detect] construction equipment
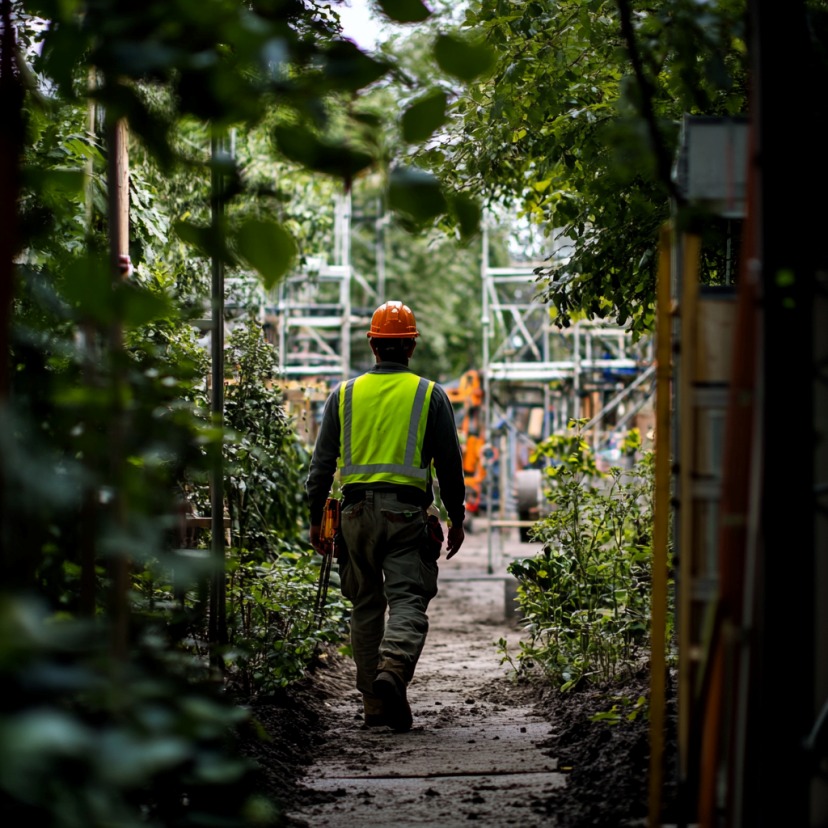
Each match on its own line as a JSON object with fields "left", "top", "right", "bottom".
{"left": 312, "top": 497, "right": 340, "bottom": 629}
{"left": 446, "top": 369, "right": 489, "bottom": 515}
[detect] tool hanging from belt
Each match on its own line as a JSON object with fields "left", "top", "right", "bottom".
{"left": 312, "top": 497, "right": 341, "bottom": 630}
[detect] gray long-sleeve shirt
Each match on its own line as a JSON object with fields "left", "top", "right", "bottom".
{"left": 305, "top": 361, "right": 466, "bottom": 527}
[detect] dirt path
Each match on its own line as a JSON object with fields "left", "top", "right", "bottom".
{"left": 283, "top": 523, "right": 567, "bottom": 827}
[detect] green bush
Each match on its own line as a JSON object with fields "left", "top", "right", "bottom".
{"left": 225, "top": 545, "right": 351, "bottom": 695}
{"left": 0, "top": 596, "right": 276, "bottom": 828}
{"left": 501, "top": 422, "right": 663, "bottom": 690}
{"left": 222, "top": 322, "right": 308, "bottom": 555}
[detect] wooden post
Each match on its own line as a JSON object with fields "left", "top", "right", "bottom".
{"left": 648, "top": 222, "right": 672, "bottom": 826}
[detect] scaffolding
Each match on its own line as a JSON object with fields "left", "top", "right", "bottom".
{"left": 267, "top": 196, "right": 655, "bottom": 541}
{"left": 478, "top": 224, "right": 656, "bottom": 541}
{"left": 270, "top": 191, "right": 376, "bottom": 383}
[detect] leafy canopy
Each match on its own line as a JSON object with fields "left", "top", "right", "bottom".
{"left": 424, "top": 0, "right": 750, "bottom": 337}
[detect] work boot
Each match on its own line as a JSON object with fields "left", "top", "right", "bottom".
{"left": 372, "top": 671, "right": 412, "bottom": 733}
{"left": 362, "top": 693, "right": 389, "bottom": 728}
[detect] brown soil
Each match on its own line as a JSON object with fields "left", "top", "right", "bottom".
{"left": 237, "top": 527, "right": 679, "bottom": 828}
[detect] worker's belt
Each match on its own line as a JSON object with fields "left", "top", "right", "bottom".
{"left": 343, "top": 488, "right": 426, "bottom": 510}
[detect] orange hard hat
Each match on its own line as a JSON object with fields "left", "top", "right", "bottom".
{"left": 367, "top": 301, "right": 420, "bottom": 339}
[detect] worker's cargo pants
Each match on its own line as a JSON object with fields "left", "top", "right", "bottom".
{"left": 338, "top": 490, "right": 438, "bottom": 696}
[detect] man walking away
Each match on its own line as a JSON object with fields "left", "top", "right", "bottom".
{"left": 306, "top": 300, "right": 466, "bottom": 733}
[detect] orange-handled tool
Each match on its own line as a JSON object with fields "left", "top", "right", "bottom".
{"left": 312, "top": 498, "right": 341, "bottom": 630}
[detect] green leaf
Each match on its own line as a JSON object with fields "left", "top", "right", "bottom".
{"left": 377, "top": 0, "right": 431, "bottom": 23}
{"left": 234, "top": 219, "right": 297, "bottom": 291}
{"left": 39, "top": 19, "right": 88, "bottom": 96}
{"left": 401, "top": 90, "right": 447, "bottom": 143}
{"left": 60, "top": 254, "right": 113, "bottom": 324}
{"left": 388, "top": 166, "right": 446, "bottom": 224}
{"left": 323, "top": 39, "right": 391, "bottom": 92}
{"left": 7, "top": 710, "right": 91, "bottom": 758}
{"left": 447, "top": 192, "right": 482, "bottom": 241}
{"left": 351, "top": 110, "right": 384, "bottom": 127}
{"left": 174, "top": 220, "right": 236, "bottom": 264}
{"left": 273, "top": 125, "right": 374, "bottom": 181}
{"left": 433, "top": 34, "right": 496, "bottom": 81}
{"left": 22, "top": 167, "right": 86, "bottom": 198}
{"left": 119, "top": 283, "right": 173, "bottom": 328}
{"left": 174, "top": 220, "right": 210, "bottom": 250}
{"left": 99, "top": 733, "right": 191, "bottom": 786}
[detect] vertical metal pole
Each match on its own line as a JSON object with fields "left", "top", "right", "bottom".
{"left": 209, "top": 129, "right": 227, "bottom": 650}
{"left": 573, "top": 323, "right": 581, "bottom": 421}
{"left": 333, "top": 193, "right": 341, "bottom": 264}
{"left": 543, "top": 305, "right": 551, "bottom": 441}
{"left": 376, "top": 197, "right": 386, "bottom": 300}
{"left": 109, "top": 120, "right": 130, "bottom": 260}
{"left": 585, "top": 327, "right": 595, "bottom": 447}
{"left": 340, "top": 189, "right": 352, "bottom": 382}
{"left": 501, "top": 425, "right": 511, "bottom": 548}
{"left": 277, "top": 280, "right": 286, "bottom": 375}
{"left": 480, "top": 224, "right": 494, "bottom": 574}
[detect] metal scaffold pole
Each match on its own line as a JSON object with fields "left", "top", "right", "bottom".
{"left": 273, "top": 188, "right": 356, "bottom": 385}
{"left": 476, "top": 218, "right": 656, "bottom": 567}
{"left": 335, "top": 189, "right": 352, "bottom": 382}
{"left": 480, "top": 224, "right": 494, "bottom": 574}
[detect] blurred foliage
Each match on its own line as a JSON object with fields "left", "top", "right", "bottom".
{"left": 4, "top": 1, "right": 491, "bottom": 824}
{"left": 0, "top": 595, "right": 273, "bottom": 828}
{"left": 221, "top": 321, "right": 308, "bottom": 551}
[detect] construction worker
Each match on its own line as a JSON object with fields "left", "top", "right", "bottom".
{"left": 306, "top": 300, "right": 466, "bottom": 733}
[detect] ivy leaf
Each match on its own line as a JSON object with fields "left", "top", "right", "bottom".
{"left": 234, "top": 219, "right": 297, "bottom": 291}
{"left": 401, "top": 90, "right": 447, "bottom": 143}
{"left": 377, "top": 0, "right": 432, "bottom": 23}
{"left": 388, "top": 166, "right": 446, "bottom": 223}
{"left": 433, "top": 34, "right": 496, "bottom": 81}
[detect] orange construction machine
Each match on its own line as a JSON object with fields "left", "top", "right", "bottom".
{"left": 446, "top": 369, "right": 490, "bottom": 515}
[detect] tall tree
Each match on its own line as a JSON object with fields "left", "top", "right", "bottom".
{"left": 427, "top": 0, "right": 750, "bottom": 337}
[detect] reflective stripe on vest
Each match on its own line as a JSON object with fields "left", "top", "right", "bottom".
{"left": 339, "top": 372, "right": 434, "bottom": 489}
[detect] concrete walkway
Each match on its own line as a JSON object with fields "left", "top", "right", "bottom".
{"left": 284, "top": 521, "right": 565, "bottom": 828}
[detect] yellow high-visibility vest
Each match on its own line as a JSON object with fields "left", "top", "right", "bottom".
{"left": 338, "top": 372, "right": 435, "bottom": 489}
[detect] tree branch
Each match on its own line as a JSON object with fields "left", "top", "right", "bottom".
{"left": 615, "top": 0, "right": 682, "bottom": 205}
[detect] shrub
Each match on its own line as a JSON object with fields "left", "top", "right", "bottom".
{"left": 501, "top": 421, "right": 661, "bottom": 690}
